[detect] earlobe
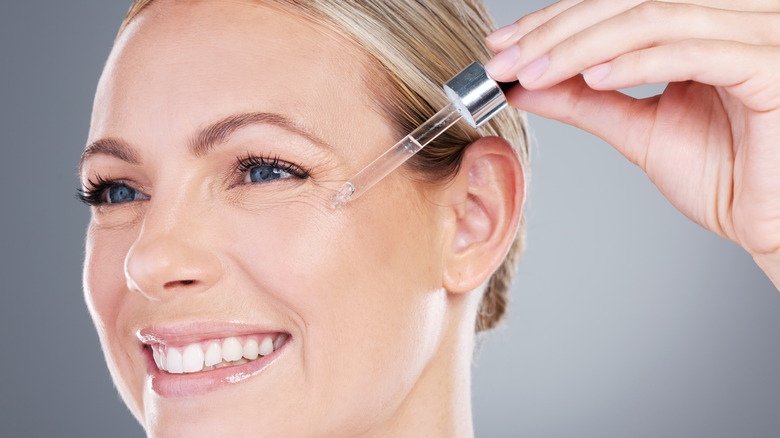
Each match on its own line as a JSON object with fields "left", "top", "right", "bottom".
{"left": 442, "top": 137, "right": 525, "bottom": 293}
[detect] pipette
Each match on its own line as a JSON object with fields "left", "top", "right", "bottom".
{"left": 331, "top": 61, "right": 514, "bottom": 207}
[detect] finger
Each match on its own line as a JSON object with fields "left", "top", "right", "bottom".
{"left": 486, "top": 0, "right": 638, "bottom": 82}
{"left": 485, "top": 0, "right": 583, "bottom": 52}
{"left": 674, "top": 0, "right": 780, "bottom": 12}
{"left": 582, "top": 40, "right": 780, "bottom": 112}
{"left": 485, "top": 0, "right": 780, "bottom": 83}
{"left": 505, "top": 76, "right": 658, "bottom": 168}
{"left": 519, "top": 3, "right": 780, "bottom": 89}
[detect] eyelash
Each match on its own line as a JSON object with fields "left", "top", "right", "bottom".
{"left": 234, "top": 153, "right": 309, "bottom": 182}
{"left": 76, "top": 154, "right": 310, "bottom": 207}
{"left": 76, "top": 174, "right": 130, "bottom": 207}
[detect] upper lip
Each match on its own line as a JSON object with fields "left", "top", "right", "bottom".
{"left": 136, "top": 321, "right": 288, "bottom": 346}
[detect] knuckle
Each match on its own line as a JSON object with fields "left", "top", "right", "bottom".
{"left": 515, "top": 4, "right": 552, "bottom": 30}
{"left": 556, "top": 31, "right": 584, "bottom": 55}
{"left": 534, "top": 2, "right": 563, "bottom": 21}
{"left": 631, "top": 1, "right": 673, "bottom": 24}
{"left": 677, "top": 39, "right": 712, "bottom": 66}
{"left": 513, "top": 11, "right": 546, "bottom": 40}
{"left": 532, "top": 18, "right": 556, "bottom": 42}
{"left": 517, "top": 19, "right": 554, "bottom": 52}
{"left": 618, "top": 0, "right": 640, "bottom": 9}
{"left": 629, "top": 49, "right": 647, "bottom": 74}
{"left": 684, "top": 39, "right": 709, "bottom": 56}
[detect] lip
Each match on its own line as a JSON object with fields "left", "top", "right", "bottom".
{"left": 137, "top": 321, "right": 282, "bottom": 346}
{"left": 137, "top": 322, "right": 291, "bottom": 397}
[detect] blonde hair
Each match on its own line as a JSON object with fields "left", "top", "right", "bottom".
{"left": 120, "top": 0, "right": 530, "bottom": 332}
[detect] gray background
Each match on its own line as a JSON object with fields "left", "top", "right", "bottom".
{"left": 1, "top": 1, "right": 777, "bottom": 437}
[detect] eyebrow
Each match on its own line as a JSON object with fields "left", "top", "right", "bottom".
{"left": 78, "top": 112, "right": 331, "bottom": 173}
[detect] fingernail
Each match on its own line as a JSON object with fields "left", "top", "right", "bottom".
{"left": 486, "top": 23, "right": 518, "bottom": 45}
{"left": 517, "top": 55, "right": 548, "bottom": 84}
{"left": 484, "top": 45, "right": 521, "bottom": 79}
{"left": 583, "top": 63, "right": 611, "bottom": 85}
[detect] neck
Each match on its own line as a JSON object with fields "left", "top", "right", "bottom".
{"left": 364, "top": 294, "right": 478, "bottom": 438}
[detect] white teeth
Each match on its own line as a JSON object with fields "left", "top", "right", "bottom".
{"left": 204, "top": 342, "right": 222, "bottom": 367}
{"left": 182, "top": 344, "right": 205, "bottom": 373}
{"left": 274, "top": 333, "right": 288, "bottom": 350}
{"left": 243, "top": 338, "right": 259, "bottom": 360}
{"left": 152, "top": 347, "right": 161, "bottom": 368}
{"left": 151, "top": 333, "right": 288, "bottom": 374}
{"left": 167, "top": 347, "right": 183, "bottom": 374}
{"left": 222, "top": 337, "right": 243, "bottom": 362}
{"left": 259, "top": 337, "right": 274, "bottom": 356}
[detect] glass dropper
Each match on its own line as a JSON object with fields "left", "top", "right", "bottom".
{"left": 331, "top": 103, "right": 461, "bottom": 207}
{"left": 331, "top": 61, "right": 512, "bottom": 208}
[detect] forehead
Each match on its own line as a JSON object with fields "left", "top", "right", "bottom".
{"left": 89, "top": 0, "right": 391, "bottom": 158}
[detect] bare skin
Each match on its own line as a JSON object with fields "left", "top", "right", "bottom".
{"left": 80, "top": 1, "right": 523, "bottom": 437}
{"left": 486, "top": 0, "right": 780, "bottom": 289}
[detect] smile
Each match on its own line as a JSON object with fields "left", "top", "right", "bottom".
{"left": 137, "top": 325, "right": 292, "bottom": 397}
{"left": 150, "top": 333, "right": 289, "bottom": 374}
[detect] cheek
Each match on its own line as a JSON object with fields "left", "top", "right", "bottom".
{"left": 225, "top": 190, "right": 443, "bottom": 324}
{"left": 223, "top": 183, "right": 448, "bottom": 420}
{"left": 84, "top": 223, "right": 137, "bottom": 328}
{"left": 84, "top": 221, "right": 146, "bottom": 416}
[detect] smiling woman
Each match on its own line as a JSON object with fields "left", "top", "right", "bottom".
{"left": 78, "top": 0, "right": 528, "bottom": 436}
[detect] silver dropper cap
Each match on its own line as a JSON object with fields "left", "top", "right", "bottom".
{"left": 443, "top": 61, "right": 508, "bottom": 129}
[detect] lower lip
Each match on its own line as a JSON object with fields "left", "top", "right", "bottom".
{"left": 143, "top": 340, "right": 288, "bottom": 397}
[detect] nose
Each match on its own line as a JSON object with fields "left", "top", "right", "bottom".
{"left": 124, "top": 211, "right": 222, "bottom": 301}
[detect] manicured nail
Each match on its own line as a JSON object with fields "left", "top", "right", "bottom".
{"left": 484, "top": 45, "right": 521, "bottom": 79}
{"left": 486, "top": 23, "right": 518, "bottom": 45}
{"left": 583, "top": 63, "right": 611, "bottom": 85}
{"left": 517, "top": 55, "right": 548, "bottom": 84}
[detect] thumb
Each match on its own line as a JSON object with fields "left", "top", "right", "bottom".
{"left": 505, "top": 75, "right": 657, "bottom": 169}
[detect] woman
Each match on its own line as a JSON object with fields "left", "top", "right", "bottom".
{"left": 80, "top": 0, "right": 527, "bottom": 436}
{"left": 78, "top": 0, "right": 780, "bottom": 437}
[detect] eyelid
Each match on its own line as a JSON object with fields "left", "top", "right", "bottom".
{"left": 231, "top": 152, "right": 310, "bottom": 185}
{"left": 77, "top": 175, "right": 149, "bottom": 207}
{"left": 78, "top": 153, "right": 311, "bottom": 206}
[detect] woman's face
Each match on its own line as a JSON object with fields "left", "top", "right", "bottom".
{"left": 81, "top": 1, "right": 453, "bottom": 435}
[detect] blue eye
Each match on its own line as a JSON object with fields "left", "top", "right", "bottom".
{"left": 106, "top": 184, "right": 144, "bottom": 204}
{"left": 236, "top": 154, "right": 308, "bottom": 185}
{"left": 245, "top": 165, "right": 292, "bottom": 183}
{"left": 77, "top": 175, "right": 149, "bottom": 207}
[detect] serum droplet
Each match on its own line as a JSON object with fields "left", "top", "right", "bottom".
{"left": 331, "top": 182, "right": 355, "bottom": 208}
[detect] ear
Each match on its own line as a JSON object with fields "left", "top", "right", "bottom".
{"left": 442, "top": 136, "right": 525, "bottom": 293}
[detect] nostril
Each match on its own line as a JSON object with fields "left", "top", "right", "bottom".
{"left": 163, "top": 279, "right": 197, "bottom": 288}
{"left": 124, "top": 233, "right": 223, "bottom": 299}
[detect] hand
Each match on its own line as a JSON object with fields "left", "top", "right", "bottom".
{"left": 485, "top": 0, "right": 780, "bottom": 287}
